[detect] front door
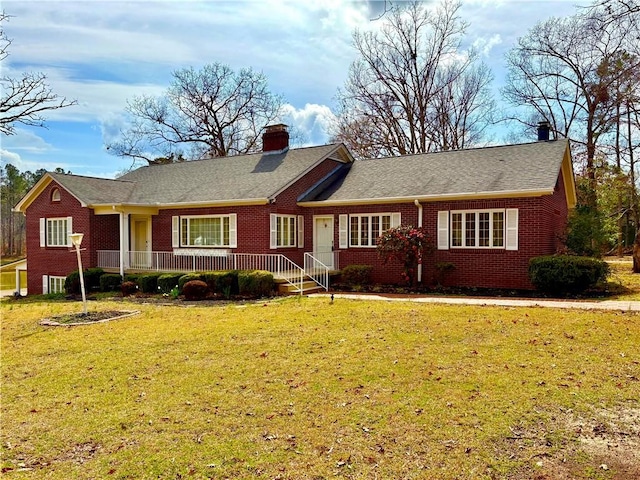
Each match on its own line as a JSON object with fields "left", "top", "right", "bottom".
{"left": 131, "top": 216, "right": 151, "bottom": 268}
{"left": 314, "top": 216, "right": 334, "bottom": 269}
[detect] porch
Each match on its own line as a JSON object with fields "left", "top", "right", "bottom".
{"left": 96, "top": 250, "right": 340, "bottom": 294}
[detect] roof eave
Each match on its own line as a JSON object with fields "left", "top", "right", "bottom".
{"left": 297, "top": 188, "right": 555, "bottom": 207}
{"left": 91, "top": 198, "right": 270, "bottom": 212}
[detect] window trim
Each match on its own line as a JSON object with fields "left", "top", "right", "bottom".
{"left": 49, "top": 276, "right": 66, "bottom": 294}
{"left": 172, "top": 214, "right": 237, "bottom": 248}
{"left": 341, "top": 212, "right": 400, "bottom": 248}
{"left": 270, "top": 213, "right": 299, "bottom": 249}
{"left": 41, "top": 216, "right": 72, "bottom": 247}
{"left": 449, "top": 209, "right": 506, "bottom": 249}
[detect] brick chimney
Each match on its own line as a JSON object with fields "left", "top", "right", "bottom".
{"left": 537, "top": 120, "right": 551, "bottom": 141}
{"left": 262, "top": 124, "right": 289, "bottom": 153}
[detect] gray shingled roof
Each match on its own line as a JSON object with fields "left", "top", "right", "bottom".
{"left": 51, "top": 144, "right": 345, "bottom": 206}
{"left": 48, "top": 173, "right": 136, "bottom": 206}
{"left": 304, "top": 140, "right": 570, "bottom": 203}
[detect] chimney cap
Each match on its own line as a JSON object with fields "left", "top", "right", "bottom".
{"left": 537, "top": 120, "right": 551, "bottom": 141}
{"left": 265, "top": 123, "right": 288, "bottom": 133}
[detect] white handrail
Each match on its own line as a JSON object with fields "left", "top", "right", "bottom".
{"left": 304, "top": 253, "right": 329, "bottom": 291}
{"left": 97, "top": 250, "right": 305, "bottom": 294}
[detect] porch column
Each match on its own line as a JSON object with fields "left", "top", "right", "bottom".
{"left": 119, "top": 212, "right": 130, "bottom": 277}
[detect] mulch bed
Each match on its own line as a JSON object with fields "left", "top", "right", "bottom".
{"left": 40, "top": 310, "right": 140, "bottom": 326}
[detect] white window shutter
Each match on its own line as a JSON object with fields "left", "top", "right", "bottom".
{"left": 228, "top": 214, "right": 237, "bottom": 248}
{"left": 338, "top": 214, "right": 348, "bottom": 248}
{"left": 172, "top": 216, "right": 179, "bottom": 248}
{"left": 391, "top": 213, "right": 401, "bottom": 228}
{"left": 437, "top": 211, "right": 449, "bottom": 250}
{"left": 42, "top": 275, "right": 49, "bottom": 294}
{"left": 40, "top": 218, "right": 46, "bottom": 247}
{"left": 506, "top": 209, "right": 518, "bottom": 251}
{"left": 66, "top": 217, "right": 73, "bottom": 246}
{"left": 297, "top": 215, "right": 304, "bottom": 249}
{"left": 270, "top": 214, "right": 277, "bottom": 249}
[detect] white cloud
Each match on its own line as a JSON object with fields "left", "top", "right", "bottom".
{"left": 1, "top": 129, "right": 54, "bottom": 154}
{"left": 280, "top": 103, "right": 337, "bottom": 146}
{"left": 472, "top": 34, "right": 502, "bottom": 57}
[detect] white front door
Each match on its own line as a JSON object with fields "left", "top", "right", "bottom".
{"left": 314, "top": 216, "right": 334, "bottom": 269}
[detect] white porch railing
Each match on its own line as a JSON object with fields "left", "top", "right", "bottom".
{"left": 97, "top": 250, "right": 305, "bottom": 293}
{"left": 304, "top": 253, "right": 330, "bottom": 291}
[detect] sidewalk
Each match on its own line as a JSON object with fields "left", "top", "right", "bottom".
{"left": 309, "top": 292, "right": 640, "bottom": 312}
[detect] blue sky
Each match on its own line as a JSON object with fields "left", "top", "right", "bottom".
{"left": 1, "top": 0, "right": 590, "bottom": 179}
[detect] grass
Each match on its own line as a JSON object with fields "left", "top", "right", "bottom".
{"left": 2, "top": 294, "right": 639, "bottom": 479}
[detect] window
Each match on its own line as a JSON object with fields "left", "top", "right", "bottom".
{"left": 44, "top": 217, "right": 71, "bottom": 247}
{"left": 270, "top": 214, "right": 303, "bottom": 248}
{"left": 179, "top": 215, "right": 232, "bottom": 247}
{"left": 439, "top": 209, "right": 519, "bottom": 250}
{"left": 51, "top": 188, "right": 61, "bottom": 202}
{"left": 450, "top": 210, "right": 504, "bottom": 248}
{"left": 49, "top": 276, "right": 66, "bottom": 294}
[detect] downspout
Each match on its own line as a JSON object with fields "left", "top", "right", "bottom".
{"left": 414, "top": 199, "right": 423, "bottom": 283}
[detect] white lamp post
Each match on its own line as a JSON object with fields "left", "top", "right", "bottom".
{"left": 69, "top": 232, "right": 87, "bottom": 315}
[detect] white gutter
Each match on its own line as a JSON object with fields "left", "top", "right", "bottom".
{"left": 414, "top": 199, "right": 423, "bottom": 283}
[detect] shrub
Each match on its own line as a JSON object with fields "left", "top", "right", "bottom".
{"left": 139, "top": 273, "right": 162, "bottom": 293}
{"left": 182, "top": 280, "right": 209, "bottom": 300}
{"left": 64, "top": 271, "right": 80, "bottom": 294}
{"left": 178, "top": 273, "right": 204, "bottom": 292}
{"left": 340, "top": 265, "right": 373, "bottom": 286}
{"left": 84, "top": 268, "right": 104, "bottom": 291}
{"left": 64, "top": 268, "right": 104, "bottom": 294}
{"left": 121, "top": 281, "right": 138, "bottom": 297}
{"left": 376, "top": 225, "right": 433, "bottom": 285}
{"left": 528, "top": 255, "right": 610, "bottom": 294}
{"left": 100, "top": 273, "right": 122, "bottom": 292}
{"left": 202, "top": 270, "right": 239, "bottom": 295}
{"left": 124, "top": 274, "right": 140, "bottom": 284}
{"left": 238, "top": 270, "right": 274, "bottom": 297}
{"left": 158, "top": 273, "right": 184, "bottom": 294}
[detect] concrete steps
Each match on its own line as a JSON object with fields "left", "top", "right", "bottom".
{"left": 276, "top": 278, "right": 325, "bottom": 295}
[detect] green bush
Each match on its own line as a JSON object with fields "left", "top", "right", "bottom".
{"left": 158, "top": 273, "right": 184, "bottom": 294}
{"left": 178, "top": 273, "right": 204, "bottom": 292}
{"left": 99, "top": 273, "right": 122, "bottom": 292}
{"left": 238, "top": 270, "right": 274, "bottom": 297}
{"left": 139, "top": 273, "right": 162, "bottom": 293}
{"left": 202, "top": 270, "right": 239, "bottom": 295}
{"left": 182, "top": 280, "right": 209, "bottom": 301}
{"left": 65, "top": 268, "right": 105, "bottom": 294}
{"left": 340, "top": 265, "right": 373, "bottom": 286}
{"left": 528, "top": 255, "right": 610, "bottom": 294}
{"left": 64, "top": 271, "right": 80, "bottom": 294}
{"left": 84, "top": 268, "right": 104, "bottom": 291}
{"left": 124, "top": 274, "right": 140, "bottom": 284}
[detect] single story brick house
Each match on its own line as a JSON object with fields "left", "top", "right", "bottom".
{"left": 14, "top": 124, "right": 576, "bottom": 295}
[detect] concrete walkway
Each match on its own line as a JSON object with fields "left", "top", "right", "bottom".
{"left": 309, "top": 292, "right": 640, "bottom": 312}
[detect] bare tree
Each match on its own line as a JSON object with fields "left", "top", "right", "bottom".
{"left": 107, "top": 63, "right": 284, "bottom": 165}
{"left": 333, "top": 0, "right": 494, "bottom": 159}
{"left": 502, "top": 9, "right": 640, "bottom": 207}
{"left": 0, "top": 12, "right": 76, "bottom": 135}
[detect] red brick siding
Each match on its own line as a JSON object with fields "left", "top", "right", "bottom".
{"left": 305, "top": 180, "right": 569, "bottom": 290}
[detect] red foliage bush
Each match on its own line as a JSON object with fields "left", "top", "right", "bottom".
{"left": 182, "top": 280, "right": 209, "bottom": 301}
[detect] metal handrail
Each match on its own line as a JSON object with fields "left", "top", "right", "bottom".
{"left": 304, "top": 252, "right": 330, "bottom": 291}
{"left": 97, "top": 250, "right": 305, "bottom": 294}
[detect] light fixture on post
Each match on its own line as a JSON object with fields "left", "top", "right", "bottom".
{"left": 69, "top": 232, "right": 87, "bottom": 316}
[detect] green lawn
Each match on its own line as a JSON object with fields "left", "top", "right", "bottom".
{"left": 1, "top": 295, "right": 639, "bottom": 479}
